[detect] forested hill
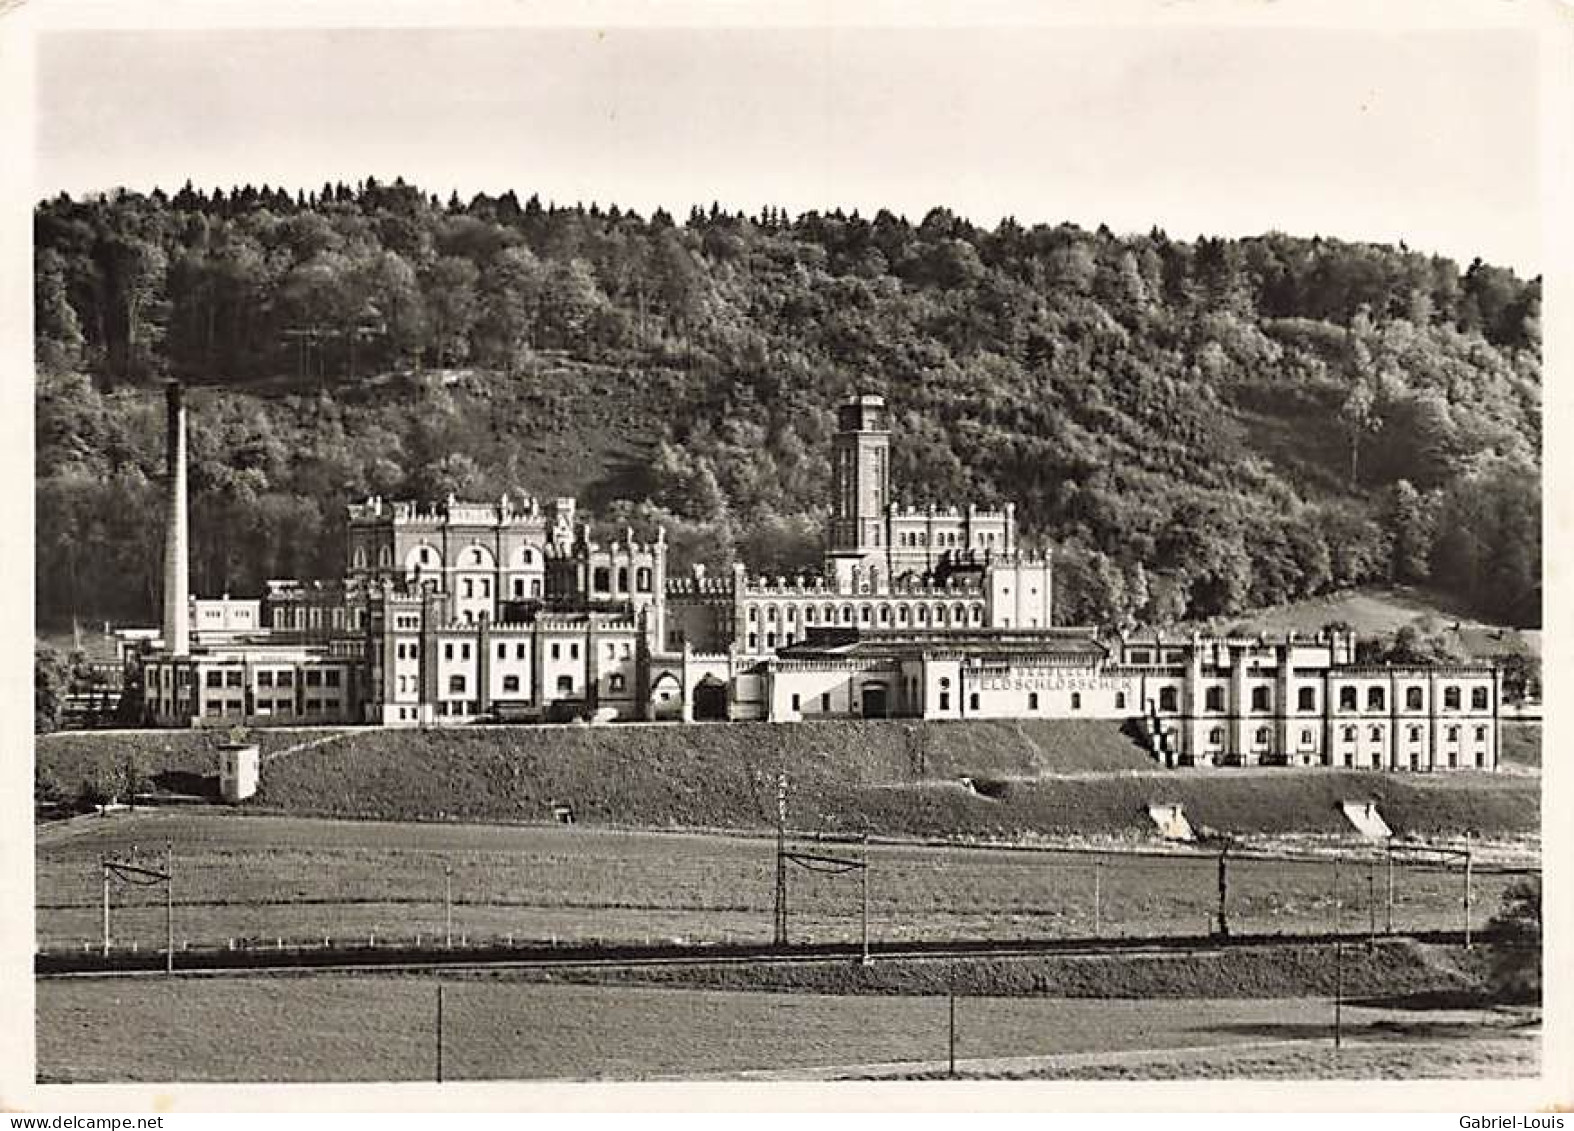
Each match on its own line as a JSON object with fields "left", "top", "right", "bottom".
{"left": 34, "top": 179, "right": 1542, "bottom": 630}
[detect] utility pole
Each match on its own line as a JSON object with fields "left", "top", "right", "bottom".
{"left": 1463, "top": 833, "right": 1474, "bottom": 950}
{"left": 948, "top": 970, "right": 957, "bottom": 1078}
{"left": 1092, "top": 858, "right": 1103, "bottom": 938}
{"left": 435, "top": 983, "right": 445, "bottom": 1083}
{"left": 860, "top": 833, "right": 872, "bottom": 967}
{"left": 1385, "top": 842, "right": 1395, "bottom": 935}
{"left": 1367, "top": 859, "right": 1377, "bottom": 946}
{"left": 101, "top": 854, "right": 110, "bottom": 958}
{"left": 773, "top": 772, "right": 788, "bottom": 947}
{"left": 1333, "top": 854, "right": 1342, "bottom": 937}
{"left": 1216, "top": 842, "right": 1231, "bottom": 938}
{"left": 166, "top": 843, "right": 174, "bottom": 976}
{"left": 1333, "top": 939, "right": 1344, "bottom": 1050}
{"left": 444, "top": 861, "right": 454, "bottom": 949}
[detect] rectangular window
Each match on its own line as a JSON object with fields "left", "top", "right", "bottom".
{"left": 551, "top": 643, "right": 560, "bottom": 660}
{"left": 503, "top": 675, "right": 520, "bottom": 693}
{"left": 205, "top": 671, "right": 222, "bottom": 688}
{"left": 257, "top": 671, "right": 274, "bottom": 687}
{"left": 445, "top": 643, "right": 454, "bottom": 661}
{"left": 498, "top": 643, "right": 507, "bottom": 659}
{"left": 461, "top": 644, "right": 471, "bottom": 660}
{"left": 570, "top": 643, "right": 579, "bottom": 660}
{"left": 939, "top": 692, "right": 950, "bottom": 710}
{"left": 791, "top": 694, "right": 801, "bottom": 711}
{"left": 306, "top": 670, "right": 323, "bottom": 687}
{"left": 325, "top": 670, "right": 340, "bottom": 687}
{"left": 449, "top": 675, "right": 466, "bottom": 694}
{"left": 821, "top": 692, "right": 831, "bottom": 712}
{"left": 516, "top": 644, "right": 526, "bottom": 660}
{"left": 277, "top": 671, "right": 294, "bottom": 687}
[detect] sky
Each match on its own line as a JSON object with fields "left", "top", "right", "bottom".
{"left": 33, "top": 24, "right": 1544, "bottom": 273}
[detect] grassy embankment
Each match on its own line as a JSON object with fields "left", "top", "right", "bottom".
{"left": 36, "top": 947, "right": 1529, "bottom": 1083}
{"left": 36, "top": 718, "right": 1540, "bottom": 841}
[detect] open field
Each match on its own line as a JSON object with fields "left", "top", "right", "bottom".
{"left": 35, "top": 972, "right": 1531, "bottom": 1082}
{"left": 37, "top": 812, "right": 1531, "bottom": 952}
{"left": 37, "top": 718, "right": 1540, "bottom": 840}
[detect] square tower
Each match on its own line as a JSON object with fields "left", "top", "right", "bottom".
{"left": 827, "top": 395, "right": 890, "bottom": 579}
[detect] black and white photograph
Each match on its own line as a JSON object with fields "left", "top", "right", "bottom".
{"left": 5, "top": 0, "right": 1567, "bottom": 1109}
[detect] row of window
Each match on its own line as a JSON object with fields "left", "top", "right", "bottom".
{"left": 894, "top": 530, "right": 999, "bottom": 549}
{"left": 202, "top": 697, "right": 340, "bottom": 716}
{"left": 1153, "top": 684, "right": 1490, "bottom": 713}
{"left": 1199, "top": 723, "right": 1490, "bottom": 746}
{"left": 202, "top": 669, "right": 340, "bottom": 689}
{"left": 434, "top": 673, "right": 628, "bottom": 696}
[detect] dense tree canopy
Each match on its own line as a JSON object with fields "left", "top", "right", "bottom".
{"left": 35, "top": 180, "right": 1541, "bottom": 629}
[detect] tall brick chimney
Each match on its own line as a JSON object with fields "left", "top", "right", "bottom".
{"left": 161, "top": 381, "right": 190, "bottom": 655}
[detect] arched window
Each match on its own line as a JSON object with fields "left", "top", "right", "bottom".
{"left": 898, "top": 605, "right": 910, "bottom": 625}
{"left": 1298, "top": 687, "right": 1316, "bottom": 712}
{"left": 1205, "top": 687, "right": 1224, "bottom": 712}
{"left": 1367, "top": 687, "right": 1386, "bottom": 711}
{"left": 608, "top": 673, "right": 626, "bottom": 692}
{"left": 1115, "top": 691, "right": 1127, "bottom": 710}
{"left": 805, "top": 607, "right": 817, "bottom": 624}
{"left": 1028, "top": 692, "right": 1040, "bottom": 710}
{"left": 860, "top": 604, "right": 872, "bottom": 624}
{"left": 1444, "top": 686, "right": 1461, "bottom": 710}
{"left": 841, "top": 605, "right": 854, "bottom": 624}
{"left": 747, "top": 605, "right": 758, "bottom": 623}
{"left": 1339, "top": 687, "right": 1357, "bottom": 711}
{"left": 879, "top": 605, "right": 891, "bottom": 623}
{"left": 1255, "top": 727, "right": 1270, "bottom": 745}
{"left": 1406, "top": 687, "right": 1423, "bottom": 710}
{"left": 1409, "top": 725, "right": 1422, "bottom": 742}
{"left": 969, "top": 692, "right": 980, "bottom": 710}
{"left": 1369, "top": 725, "right": 1383, "bottom": 742}
{"left": 766, "top": 605, "right": 778, "bottom": 622}
{"left": 635, "top": 567, "right": 652, "bottom": 592}
{"left": 617, "top": 567, "right": 629, "bottom": 592}
{"left": 1251, "top": 687, "right": 1270, "bottom": 712}
{"left": 972, "top": 605, "right": 984, "bottom": 625}
{"left": 1471, "top": 687, "right": 1489, "bottom": 710}
{"left": 378, "top": 546, "right": 392, "bottom": 568}
{"left": 1446, "top": 725, "right": 1460, "bottom": 742}
{"left": 353, "top": 548, "right": 367, "bottom": 569}
{"left": 1070, "top": 692, "right": 1080, "bottom": 710}
{"left": 556, "top": 675, "right": 573, "bottom": 693}
{"left": 1342, "top": 725, "right": 1357, "bottom": 741}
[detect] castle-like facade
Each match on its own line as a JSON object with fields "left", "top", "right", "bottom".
{"left": 135, "top": 389, "right": 1501, "bottom": 771}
